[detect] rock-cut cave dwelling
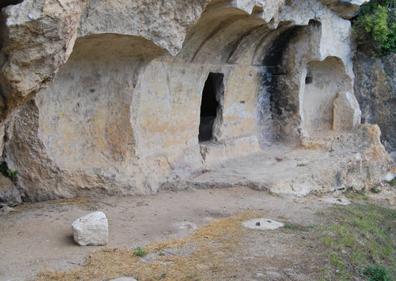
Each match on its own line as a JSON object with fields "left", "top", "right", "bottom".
{"left": 0, "top": 0, "right": 392, "bottom": 203}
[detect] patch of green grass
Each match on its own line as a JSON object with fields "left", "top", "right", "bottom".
{"left": 345, "top": 190, "right": 369, "bottom": 201}
{"left": 363, "top": 265, "right": 392, "bottom": 281}
{"left": 132, "top": 247, "right": 147, "bottom": 257}
{"left": 319, "top": 204, "right": 396, "bottom": 281}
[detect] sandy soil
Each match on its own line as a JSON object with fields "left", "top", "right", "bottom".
{"left": 0, "top": 187, "right": 336, "bottom": 281}
{"left": 1, "top": 186, "right": 395, "bottom": 281}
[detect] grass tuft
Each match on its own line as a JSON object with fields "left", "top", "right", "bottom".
{"left": 319, "top": 204, "right": 396, "bottom": 281}
{"left": 132, "top": 247, "right": 147, "bottom": 257}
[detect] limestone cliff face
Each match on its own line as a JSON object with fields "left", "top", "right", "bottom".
{"left": 0, "top": 0, "right": 363, "bottom": 122}
{"left": 0, "top": 0, "right": 390, "bottom": 203}
{"left": 354, "top": 52, "right": 396, "bottom": 155}
{"left": 0, "top": 0, "right": 84, "bottom": 119}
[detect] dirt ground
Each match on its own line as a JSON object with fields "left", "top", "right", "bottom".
{"left": 0, "top": 187, "right": 395, "bottom": 281}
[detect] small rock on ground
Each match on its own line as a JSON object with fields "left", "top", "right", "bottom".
{"left": 72, "top": 211, "right": 108, "bottom": 246}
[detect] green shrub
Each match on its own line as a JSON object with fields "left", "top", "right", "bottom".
{"left": 132, "top": 247, "right": 147, "bottom": 257}
{"left": 353, "top": 0, "right": 396, "bottom": 55}
{"left": 363, "top": 265, "right": 392, "bottom": 281}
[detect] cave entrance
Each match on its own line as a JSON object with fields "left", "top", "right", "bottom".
{"left": 199, "top": 73, "right": 224, "bottom": 143}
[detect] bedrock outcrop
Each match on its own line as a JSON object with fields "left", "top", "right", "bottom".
{"left": 354, "top": 52, "right": 396, "bottom": 155}
{"left": 0, "top": 0, "right": 364, "bottom": 123}
{"left": 321, "top": 0, "right": 368, "bottom": 19}
{"left": 0, "top": 0, "right": 391, "bottom": 202}
{"left": 0, "top": 0, "right": 84, "bottom": 120}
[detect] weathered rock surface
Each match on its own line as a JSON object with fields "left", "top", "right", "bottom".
{"left": 179, "top": 125, "right": 391, "bottom": 196}
{"left": 321, "top": 0, "right": 368, "bottom": 19}
{"left": 354, "top": 52, "right": 396, "bottom": 154}
{"left": 333, "top": 92, "right": 361, "bottom": 131}
{"left": 0, "top": 174, "right": 21, "bottom": 205}
{"left": 0, "top": 0, "right": 84, "bottom": 120}
{"left": 0, "top": 0, "right": 364, "bottom": 124}
{"left": 0, "top": 0, "right": 389, "bottom": 203}
{"left": 72, "top": 211, "right": 108, "bottom": 246}
{"left": 242, "top": 218, "right": 284, "bottom": 230}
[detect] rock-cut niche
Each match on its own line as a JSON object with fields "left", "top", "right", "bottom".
{"left": 33, "top": 34, "right": 163, "bottom": 170}
{"left": 302, "top": 57, "right": 352, "bottom": 137}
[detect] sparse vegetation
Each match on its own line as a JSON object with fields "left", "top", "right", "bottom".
{"left": 35, "top": 204, "right": 396, "bottom": 281}
{"left": 319, "top": 204, "right": 396, "bottom": 281}
{"left": 353, "top": 0, "right": 396, "bottom": 55}
{"left": 36, "top": 212, "right": 256, "bottom": 281}
{"left": 345, "top": 189, "right": 369, "bottom": 201}
{"left": 132, "top": 247, "right": 147, "bottom": 257}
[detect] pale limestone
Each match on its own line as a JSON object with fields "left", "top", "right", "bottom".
{"left": 0, "top": 0, "right": 390, "bottom": 202}
{"left": 333, "top": 92, "right": 362, "bottom": 131}
{"left": 242, "top": 219, "right": 284, "bottom": 230}
{"left": 0, "top": 0, "right": 84, "bottom": 119}
{"left": 72, "top": 211, "right": 108, "bottom": 246}
{"left": 0, "top": 174, "right": 21, "bottom": 205}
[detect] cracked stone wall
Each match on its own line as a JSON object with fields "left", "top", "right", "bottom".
{"left": 354, "top": 52, "right": 396, "bottom": 156}
{"left": 0, "top": 0, "right": 385, "bottom": 202}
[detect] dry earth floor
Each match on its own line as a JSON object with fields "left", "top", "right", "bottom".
{"left": 0, "top": 187, "right": 395, "bottom": 281}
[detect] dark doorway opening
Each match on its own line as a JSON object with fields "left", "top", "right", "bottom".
{"left": 199, "top": 73, "right": 224, "bottom": 142}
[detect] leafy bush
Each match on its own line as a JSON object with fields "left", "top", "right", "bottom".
{"left": 363, "top": 265, "right": 392, "bottom": 281}
{"left": 132, "top": 247, "right": 147, "bottom": 257}
{"left": 353, "top": 0, "right": 396, "bottom": 55}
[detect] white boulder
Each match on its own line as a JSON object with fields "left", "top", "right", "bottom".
{"left": 72, "top": 211, "right": 109, "bottom": 246}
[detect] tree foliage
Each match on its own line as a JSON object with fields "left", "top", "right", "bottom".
{"left": 353, "top": 0, "right": 396, "bottom": 55}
